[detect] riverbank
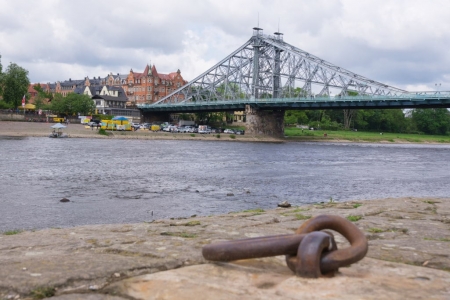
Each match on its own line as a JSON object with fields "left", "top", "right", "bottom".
{"left": 2, "top": 121, "right": 450, "bottom": 144}
{"left": 0, "top": 121, "right": 285, "bottom": 143}
{"left": 1, "top": 197, "right": 449, "bottom": 299}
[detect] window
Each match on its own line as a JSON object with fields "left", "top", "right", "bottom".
{"left": 143, "top": 79, "right": 145, "bottom": 83}
{"left": 147, "top": 95, "right": 152, "bottom": 100}
{"left": 148, "top": 86, "right": 152, "bottom": 91}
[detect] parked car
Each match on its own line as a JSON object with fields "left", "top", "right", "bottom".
{"left": 87, "top": 120, "right": 101, "bottom": 127}
{"left": 178, "top": 126, "right": 189, "bottom": 133}
{"left": 140, "top": 123, "right": 150, "bottom": 130}
{"left": 198, "top": 125, "right": 212, "bottom": 134}
{"left": 235, "top": 130, "right": 245, "bottom": 135}
{"left": 224, "top": 129, "right": 235, "bottom": 134}
{"left": 164, "top": 125, "right": 179, "bottom": 132}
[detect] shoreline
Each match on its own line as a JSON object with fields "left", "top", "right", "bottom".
{"left": 1, "top": 121, "right": 448, "bottom": 144}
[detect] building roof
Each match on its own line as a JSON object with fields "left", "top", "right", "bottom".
{"left": 92, "top": 94, "right": 127, "bottom": 102}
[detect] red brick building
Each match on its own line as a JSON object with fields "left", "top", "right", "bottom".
{"left": 28, "top": 64, "right": 188, "bottom": 106}
{"left": 120, "top": 64, "right": 187, "bottom": 105}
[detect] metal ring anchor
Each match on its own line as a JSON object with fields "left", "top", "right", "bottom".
{"left": 202, "top": 214, "right": 368, "bottom": 278}
{"left": 286, "top": 215, "right": 368, "bottom": 276}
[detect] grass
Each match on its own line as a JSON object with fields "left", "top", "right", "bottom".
{"left": 423, "top": 200, "right": 440, "bottom": 204}
{"left": 229, "top": 134, "right": 236, "bottom": 139}
{"left": 160, "top": 232, "right": 197, "bottom": 238}
{"left": 98, "top": 128, "right": 109, "bottom": 136}
{"left": 184, "top": 221, "right": 201, "bottom": 226}
{"left": 242, "top": 208, "right": 265, "bottom": 213}
{"left": 31, "top": 287, "right": 56, "bottom": 299}
{"left": 424, "top": 237, "right": 450, "bottom": 242}
{"left": 3, "top": 229, "right": 22, "bottom": 235}
{"left": 295, "top": 213, "right": 311, "bottom": 220}
{"left": 291, "top": 207, "right": 309, "bottom": 213}
{"left": 216, "top": 134, "right": 220, "bottom": 138}
{"left": 346, "top": 215, "right": 363, "bottom": 222}
{"left": 367, "top": 227, "right": 384, "bottom": 233}
{"left": 284, "top": 128, "right": 450, "bottom": 144}
{"left": 353, "top": 203, "right": 362, "bottom": 208}
{"left": 190, "top": 134, "right": 195, "bottom": 137}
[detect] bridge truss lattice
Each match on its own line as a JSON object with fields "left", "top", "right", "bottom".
{"left": 143, "top": 28, "right": 408, "bottom": 109}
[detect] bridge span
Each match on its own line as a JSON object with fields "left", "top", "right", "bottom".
{"left": 138, "top": 28, "right": 449, "bottom": 136}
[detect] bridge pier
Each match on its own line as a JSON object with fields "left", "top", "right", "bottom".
{"left": 245, "top": 105, "right": 285, "bottom": 137}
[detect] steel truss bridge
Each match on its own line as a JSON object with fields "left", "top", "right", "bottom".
{"left": 138, "top": 28, "right": 450, "bottom": 113}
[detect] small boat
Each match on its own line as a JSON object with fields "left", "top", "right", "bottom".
{"left": 49, "top": 131, "right": 68, "bottom": 138}
{"left": 49, "top": 123, "right": 69, "bottom": 138}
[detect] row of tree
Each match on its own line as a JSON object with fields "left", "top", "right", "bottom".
{"left": 284, "top": 108, "right": 450, "bottom": 135}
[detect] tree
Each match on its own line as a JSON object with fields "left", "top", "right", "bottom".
{"left": 33, "top": 83, "right": 54, "bottom": 103}
{"left": 49, "top": 93, "right": 95, "bottom": 117}
{"left": 284, "top": 110, "right": 308, "bottom": 125}
{"left": 194, "top": 112, "right": 226, "bottom": 125}
{"left": 411, "top": 108, "right": 450, "bottom": 135}
{"left": 0, "top": 55, "right": 3, "bottom": 96}
{"left": 2, "top": 62, "right": 30, "bottom": 108}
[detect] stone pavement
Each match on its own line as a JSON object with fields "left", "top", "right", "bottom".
{"left": 1, "top": 197, "right": 449, "bottom": 299}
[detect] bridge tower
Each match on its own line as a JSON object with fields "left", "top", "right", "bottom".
{"left": 246, "top": 28, "right": 285, "bottom": 137}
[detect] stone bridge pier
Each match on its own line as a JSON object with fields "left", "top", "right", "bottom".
{"left": 245, "top": 105, "right": 285, "bottom": 137}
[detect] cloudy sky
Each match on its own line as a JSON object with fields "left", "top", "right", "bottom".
{"left": 1, "top": 0, "right": 449, "bottom": 91}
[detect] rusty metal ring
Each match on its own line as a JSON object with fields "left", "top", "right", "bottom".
{"left": 287, "top": 215, "right": 368, "bottom": 275}
{"left": 292, "top": 231, "right": 334, "bottom": 278}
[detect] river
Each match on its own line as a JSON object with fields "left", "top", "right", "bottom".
{"left": 0, "top": 137, "right": 449, "bottom": 231}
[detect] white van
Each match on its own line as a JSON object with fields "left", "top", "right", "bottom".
{"left": 198, "top": 125, "right": 211, "bottom": 134}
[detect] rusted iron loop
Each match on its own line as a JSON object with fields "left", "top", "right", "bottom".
{"left": 291, "top": 231, "right": 335, "bottom": 278}
{"left": 202, "top": 214, "right": 367, "bottom": 278}
{"left": 202, "top": 234, "right": 308, "bottom": 261}
{"left": 287, "top": 214, "right": 368, "bottom": 275}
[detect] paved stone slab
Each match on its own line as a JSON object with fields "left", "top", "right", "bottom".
{"left": 105, "top": 257, "right": 450, "bottom": 300}
{"left": 1, "top": 197, "right": 449, "bottom": 299}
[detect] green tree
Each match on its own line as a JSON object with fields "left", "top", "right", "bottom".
{"left": 284, "top": 110, "right": 308, "bottom": 125}
{"left": 0, "top": 55, "right": 3, "bottom": 96}
{"left": 33, "top": 83, "right": 54, "bottom": 102}
{"left": 49, "top": 93, "right": 95, "bottom": 117}
{"left": 2, "top": 62, "right": 30, "bottom": 108}
{"left": 194, "top": 112, "right": 226, "bottom": 125}
{"left": 411, "top": 108, "right": 450, "bottom": 135}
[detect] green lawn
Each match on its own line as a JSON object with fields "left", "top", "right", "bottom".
{"left": 284, "top": 127, "right": 450, "bottom": 143}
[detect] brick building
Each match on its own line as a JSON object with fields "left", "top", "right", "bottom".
{"left": 119, "top": 64, "right": 188, "bottom": 105}
{"left": 28, "top": 64, "right": 188, "bottom": 107}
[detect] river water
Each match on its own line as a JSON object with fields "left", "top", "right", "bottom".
{"left": 0, "top": 136, "right": 449, "bottom": 231}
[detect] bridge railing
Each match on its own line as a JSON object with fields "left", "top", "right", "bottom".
{"left": 138, "top": 91, "right": 450, "bottom": 108}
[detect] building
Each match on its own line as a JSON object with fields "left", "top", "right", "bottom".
{"left": 28, "top": 64, "right": 188, "bottom": 107}
{"left": 120, "top": 64, "right": 188, "bottom": 105}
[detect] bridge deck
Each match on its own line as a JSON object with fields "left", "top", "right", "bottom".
{"left": 138, "top": 93, "right": 450, "bottom": 112}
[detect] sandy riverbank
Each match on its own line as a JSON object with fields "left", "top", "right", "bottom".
{"left": 0, "top": 121, "right": 286, "bottom": 143}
